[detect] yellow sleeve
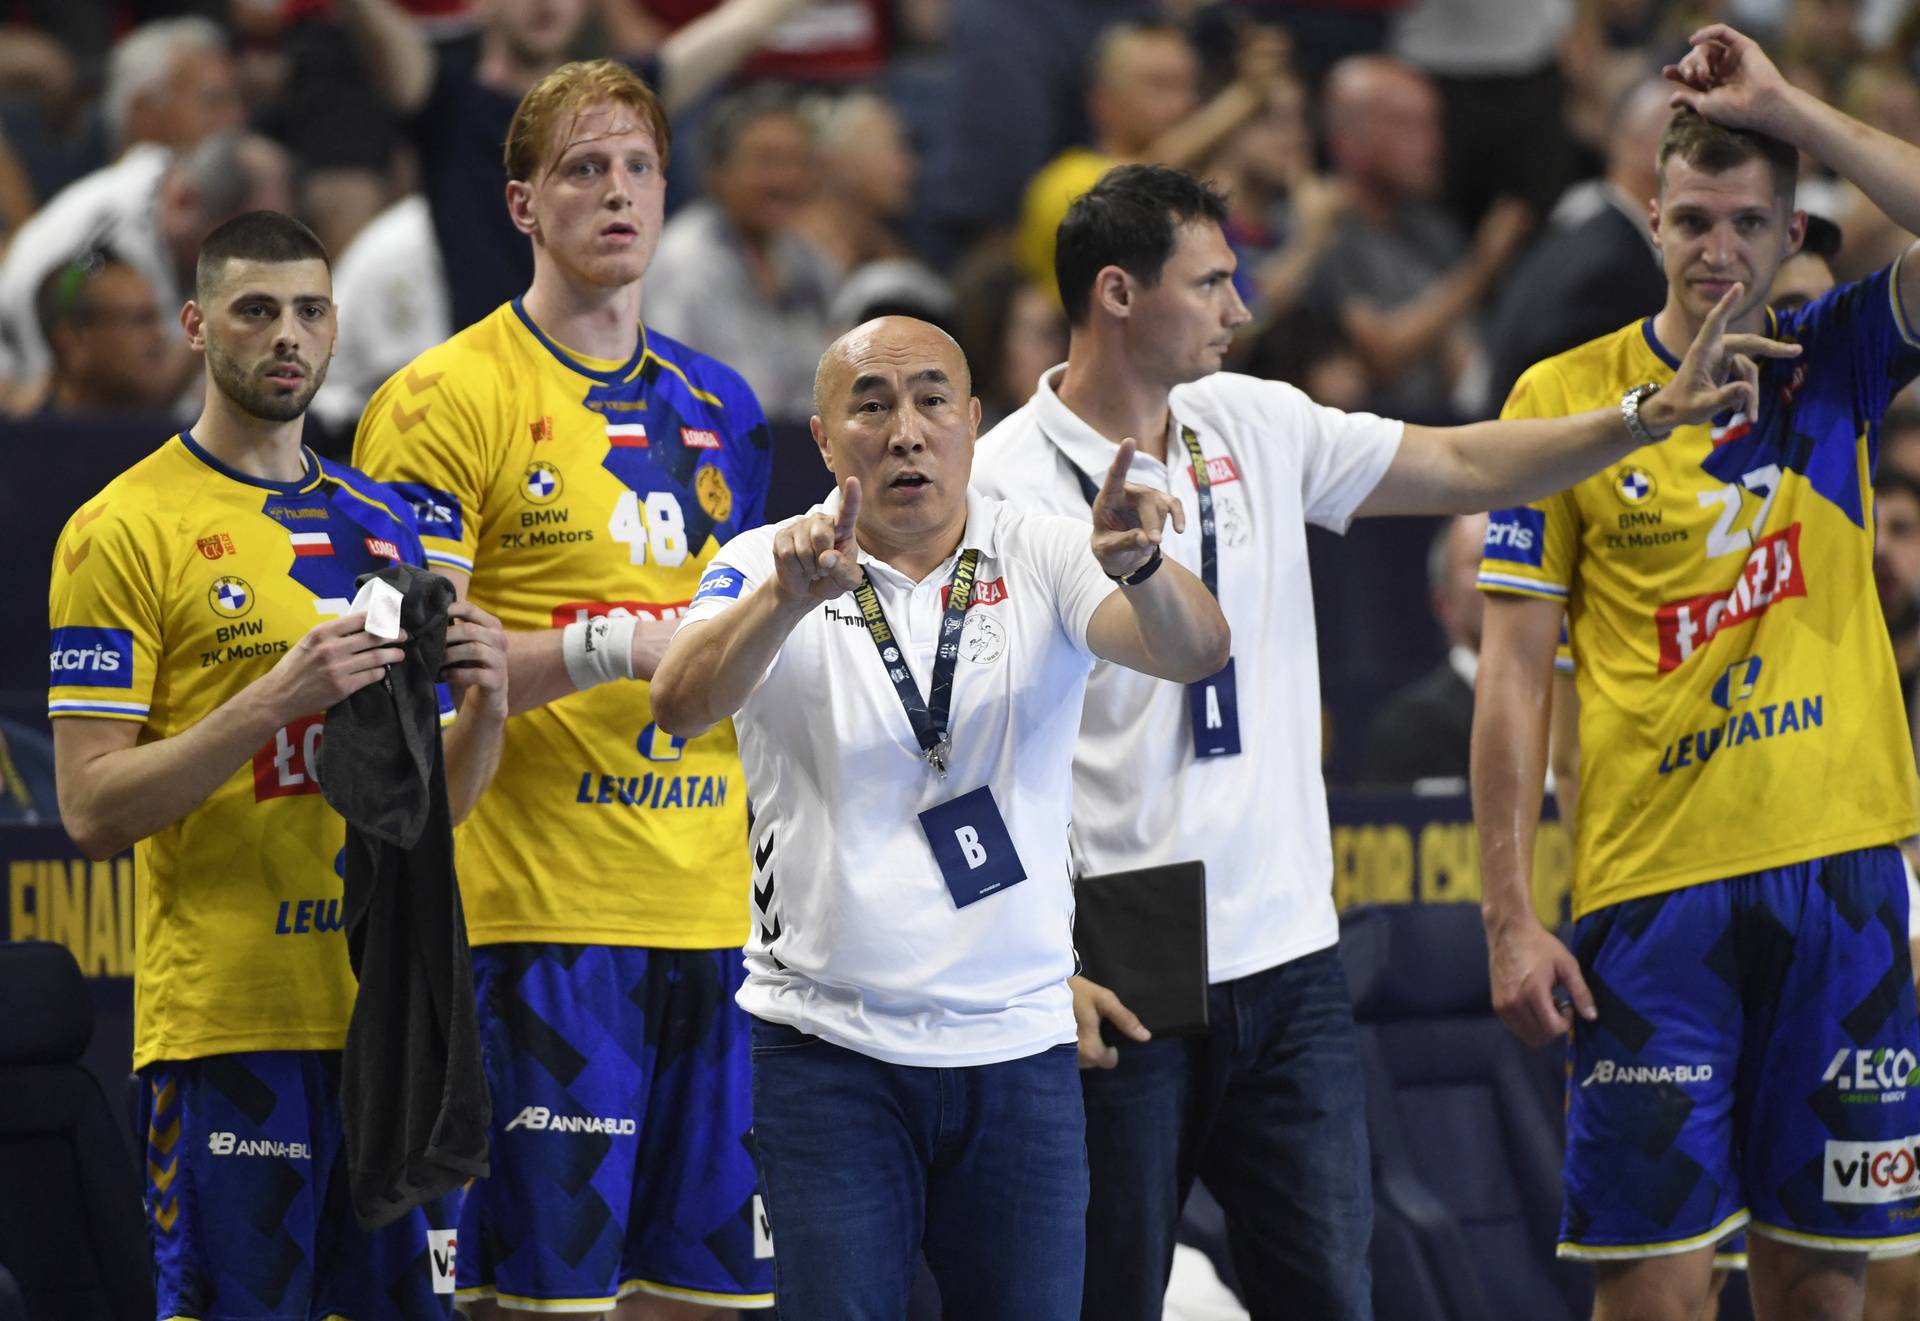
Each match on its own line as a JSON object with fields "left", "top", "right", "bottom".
{"left": 1476, "top": 363, "right": 1581, "bottom": 603}
{"left": 48, "top": 500, "right": 161, "bottom": 724}
{"left": 352, "top": 353, "right": 496, "bottom": 577}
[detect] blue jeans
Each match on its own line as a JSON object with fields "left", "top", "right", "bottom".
{"left": 1081, "top": 945, "right": 1373, "bottom": 1321}
{"left": 749, "top": 1019, "right": 1088, "bottom": 1319}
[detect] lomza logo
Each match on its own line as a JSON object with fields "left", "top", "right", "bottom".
{"left": 50, "top": 627, "right": 133, "bottom": 688}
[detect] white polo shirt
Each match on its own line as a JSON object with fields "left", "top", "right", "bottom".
{"left": 974, "top": 368, "right": 1403, "bottom": 983}
{"left": 680, "top": 489, "right": 1118, "bottom": 1067}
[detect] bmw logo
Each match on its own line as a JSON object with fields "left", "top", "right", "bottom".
{"left": 524, "top": 462, "right": 563, "bottom": 504}
{"left": 209, "top": 575, "right": 253, "bottom": 618}
{"left": 1616, "top": 466, "right": 1656, "bottom": 506}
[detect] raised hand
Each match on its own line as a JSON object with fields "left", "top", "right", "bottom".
{"left": 1642, "top": 283, "right": 1802, "bottom": 436}
{"left": 772, "top": 476, "right": 866, "bottom": 604}
{"left": 1089, "top": 439, "right": 1186, "bottom": 579}
{"left": 1662, "top": 24, "right": 1790, "bottom": 132}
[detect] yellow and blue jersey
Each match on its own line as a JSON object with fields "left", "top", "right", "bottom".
{"left": 1480, "top": 263, "right": 1920, "bottom": 917}
{"left": 352, "top": 300, "right": 771, "bottom": 949}
{"left": 49, "top": 434, "right": 442, "bottom": 1068}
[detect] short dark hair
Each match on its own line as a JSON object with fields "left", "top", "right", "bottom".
{"left": 1055, "top": 164, "right": 1228, "bottom": 326}
{"left": 1657, "top": 107, "right": 1798, "bottom": 204}
{"left": 36, "top": 247, "right": 132, "bottom": 341}
{"left": 194, "top": 210, "right": 329, "bottom": 301}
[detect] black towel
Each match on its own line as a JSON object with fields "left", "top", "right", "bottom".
{"left": 321, "top": 562, "right": 490, "bottom": 1230}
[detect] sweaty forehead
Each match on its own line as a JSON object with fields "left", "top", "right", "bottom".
{"left": 552, "top": 106, "right": 656, "bottom": 160}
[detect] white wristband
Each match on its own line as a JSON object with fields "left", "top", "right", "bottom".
{"left": 562, "top": 615, "right": 637, "bottom": 690}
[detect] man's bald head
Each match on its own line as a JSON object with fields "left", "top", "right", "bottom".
{"left": 814, "top": 315, "right": 973, "bottom": 421}
{"left": 1323, "top": 55, "right": 1441, "bottom": 198}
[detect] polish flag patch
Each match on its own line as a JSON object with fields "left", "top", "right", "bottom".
{"left": 289, "top": 531, "right": 333, "bottom": 557}
{"left": 607, "top": 422, "right": 648, "bottom": 448}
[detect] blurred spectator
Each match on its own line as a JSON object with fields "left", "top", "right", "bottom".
{"left": 826, "top": 258, "right": 955, "bottom": 332}
{"left": 953, "top": 256, "right": 1067, "bottom": 429}
{"left": 921, "top": 0, "right": 1161, "bottom": 260}
{"left": 337, "top": 0, "right": 810, "bottom": 331}
{"left": 1875, "top": 466, "right": 1920, "bottom": 713}
{"left": 1014, "top": 19, "right": 1290, "bottom": 301}
{"left": 647, "top": 84, "right": 835, "bottom": 416}
{"left": 1231, "top": 2, "right": 1411, "bottom": 79}
{"left": 1884, "top": 407, "right": 1920, "bottom": 482}
{"left": 309, "top": 194, "right": 449, "bottom": 446}
{"left": 1391, "top": 0, "right": 1576, "bottom": 225}
{"left": 1310, "top": 55, "right": 1531, "bottom": 420}
{"left": 1204, "top": 75, "right": 1345, "bottom": 325}
{"left": 104, "top": 17, "right": 245, "bottom": 157}
{"left": 1769, "top": 212, "right": 1842, "bottom": 311}
{"left": 0, "top": 131, "right": 294, "bottom": 399}
{"left": 32, "top": 249, "right": 176, "bottom": 416}
{"left": 797, "top": 89, "right": 915, "bottom": 275}
{"left": 1362, "top": 513, "right": 1487, "bottom": 787}
{"left": 1482, "top": 78, "right": 1671, "bottom": 412}
{"left": 604, "top": 0, "right": 891, "bottom": 82}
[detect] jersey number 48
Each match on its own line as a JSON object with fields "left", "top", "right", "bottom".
{"left": 609, "top": 490, "right": 689, "bottom": 567}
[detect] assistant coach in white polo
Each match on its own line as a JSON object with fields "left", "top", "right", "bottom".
{"left": 649, "top": 315, "right": 1229, "bottom": 1319}
{"left": 972, "top": 163, "right": 1797, "bottom": 1321}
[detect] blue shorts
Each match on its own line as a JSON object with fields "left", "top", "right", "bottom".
{"left": 456, "top": 944, "right": 773, "bottom": 1311}
{"left": 1562, "top": 846, "right": 1920, "bottom": 1259}
{"left": 140, "top": 1050, "right": 457, "bottom": 1321}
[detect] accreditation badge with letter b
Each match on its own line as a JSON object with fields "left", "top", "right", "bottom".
{"left": 919, "top": 785, "right": 1028, "bottom": 908}
{"left": 1187, "top": 656, "right": 1241, "bottom": 758}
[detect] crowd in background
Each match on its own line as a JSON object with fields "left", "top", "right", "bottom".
{"left": 12, "top": 0, "right": 1920, "bottom": 783}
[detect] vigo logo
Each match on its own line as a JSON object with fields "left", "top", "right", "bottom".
{"left": 429, "top": 1229, "right": 458, "bottom": 1294}
{"left": 254, "top": 715, "right": 324, "bottom": 801}
{"left": 1825, "top": 1136, "right": 1920, "bottom": 1204}
{"left": 502, "top": 1105, "right": 637, "bottom": 1135}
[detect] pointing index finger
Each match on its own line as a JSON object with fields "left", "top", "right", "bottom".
{"left": 834, "top": 476, "right": 862, "bottom": 544}
{"left": 1098, "top": 438, "right": 1138, "bottom": 509}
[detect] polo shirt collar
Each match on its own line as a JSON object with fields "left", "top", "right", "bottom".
{"left": 817, "top": 485, "right": 1002, "bottom": 579}
{"left": 1030, "top": 363, "right": 1185, "bottom": 485}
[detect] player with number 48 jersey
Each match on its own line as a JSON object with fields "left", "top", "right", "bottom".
{"left": 352, "top": 60, "right": 773, "bottom": 1316}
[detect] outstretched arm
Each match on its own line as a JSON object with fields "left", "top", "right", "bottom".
{"left": 1358, "top": 283, "right": 1799, "bottom": 516}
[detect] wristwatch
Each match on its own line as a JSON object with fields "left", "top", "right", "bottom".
{"left": 1108, "top": 546, "right": 1163, "bottom": 586}
{"left": 1620, "top": 383, "right": 1664, "bottom": 447}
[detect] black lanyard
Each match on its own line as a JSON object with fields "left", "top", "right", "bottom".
{"left": 1071, "top": 426, "right": 1218, "bottom": 598}
{"left": 851, "top": 548, "right": 982, "bottom": 776}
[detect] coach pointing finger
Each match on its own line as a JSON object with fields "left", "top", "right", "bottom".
{"left": 650, "top": 316, "right": 1225, "bottom": 1317}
